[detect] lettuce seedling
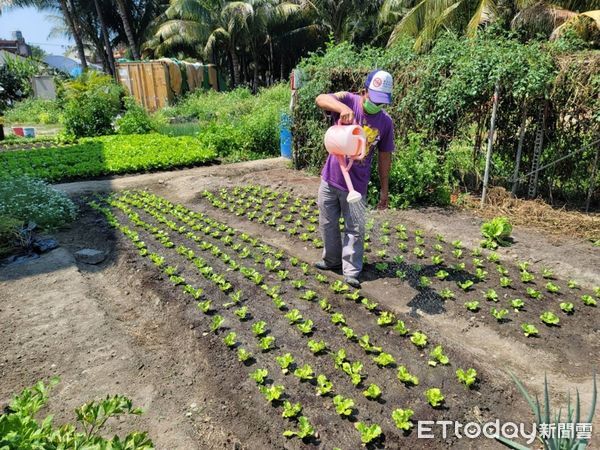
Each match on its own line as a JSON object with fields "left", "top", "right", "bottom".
{"left": 260, "top": 384, "right": 284, "bottom": 403}
{"left": 521, "top": 323, "right": 539, "bottom": 337}
{"left": 315, "top": 273, "right": 328, "bottom": 283}
{"left": 250, "top": 368, "right": 268, "bottom": 384}
{"left": 526, "top": 287, "right": 543, "bottom": 299}
{"left": 560, "top": 302, "right": 574, "bottom": 313}
{"left": 376, "top": 250, "right": 388, "bottom": 260}
{"left": 252, "top": 321, "right": 267, "bottom": 336}
{"left": 452, "top": 262, "right": 466, "bottom": 271}
{"left": 276, "top": 353, "right": 294, "bottom": 374}
{"left": 540, "top": 311, "right": 560, "bottom": 326}
{"left": 277, "top": 270, "right": 289, "bottom": 281}
{"left": 397, "top": 365, "right": 419, "bottom": 385}
{"left": 333, "top": 395, "right": 354, "bottom": 416}
{"left": 345, "top": 290, "right": 361, "bottom": 301}
{"left": 282, "top": 401, "right": 302, "bottom": 419}
{"left": 358, "top": 335, "right": 382, "bottom": 354}
{"left": 342, "top": 326, "right": 357, "bottom": 340}
{"left": 542, "top": 268, "right": 554, "bottom": 279}
{"left": 361, "top": 298, "right": 378, "bottom": 311}
{"left": 291, "top": 279, "right": 305, "bottom": 289}
{"left": 392, "top": 408, "right": 414, "bottom": 431}
{"left": 487, "top": 252, "right": 500, "bottom": 263}
{"left": 458, "top": 280, "right": 474, "bottom": 291}
{"left": 491, "top": 308, "right": 509, "bottom": 322}
{"left": 413, "top": 247, "right": 425, "bottom": 258}
{"left": 355, "top": 422, "right": 382, "bottom": 444}
{"left": 500, "top": 277, "right": 512, "bottom": 288}
{"left": 397, "top": 242, "right": 408, "bottom": 252}
{"left": 410, "top": 331, "right": 428, "bottom": 348}
{"left": 520, "top": 271, "right": 535, "bottom": 283}
{"left": 393, "top": 255, "right": 405, "bottom": 265}
{"left": 418, "top": 276, "right": 432, "bottom": 288}
{"left": 234, "top": 305, "right": 249, "bottom": 321}
{"left": 363, "top": 384, "right": 382, "bottom": 400}
{"left": 341, "top": 361, "right": 364, "bottom": 386}
{"left": 377, "top": 311, "right": 395, "bottom": 326}
{"left": 197, "top": 299, "right": 212, "bottom": 314}
{"left": 594, "top": 287, "right": 600, "bottom": 297}
{"left": 452, "top": 249, "right": 463, "bottom": 259}
{"left": 210, "top": 315, "right": 224, "bottom": 332}
{"left": 319, "top": 298, "right": 332, "bottom": 312}
{"left": 308, "top": 339, "right": 327, "bottom": 354}
{"left": 439, "top": 288, "right": 455, "bottom": 300}
{"left": 283, "top": 416, "right": 314, "bottom": 440}
{"left": 581, "top": 294, "right": 597, "bottom": 306}
{"left": 285, "top": 309, "right": 303, "bottom": 324}
{"left": 237, "top": 348, "right": 252, "bottom": 362}
{"left": 333, "top": 349, "right": 347, "bottom": 368}
{"left": 293, "top": 364, "right": 314, "bottom": 381}
{"left": 373, "top": 352, "right": 396, "bottom": 367}
{"left": 394, "top": 320, "right": 409, "bottom": 335}
{"left": 474, "top": 268, "right": 487, "bottom": 281}
{"left": 511, "top": 299, "right": 525, "bottom": 310}
{"left": 272, "top": 296, "right": 286, "bottom": 310}
{"left": 300, "top": 290, "right": 317, "bottom": 301}
{"left": 169, "top": 275, "right": 185, "bottom": 286}
{"left": 431, "top": 254, "right": 444, "bottom": 265}
{"left": 464, "top": 300, "right": 480, "bottom": 312}
{"left": 545, "top": 282, "right": 560, "bottom": 293}
{"left": 456, "top": 368, "right": 477, "bottom": 388}
{"left": 230, "top": 290, "right": 243, "bottom": 304}
{"left": 258, "top": 336, "right": 275, "bottom": 351}
{"left": 223, "top": 332, "right": 237, "bottom": 348}
{"left": 452, "top": 240, "right": 463, "bottom": 249}
{"left": 330, "top": 280, "right": 350, "bottom": 294}
{"left": 316, "top": 374, "right": 333, "bottom": 396}
{"left": 428, "top": 345, "right": 449, "bottom": 366}
{"left": 435, "top": 270, "right": 449, "bottom": 280}
{"left": 485, "top": 289, "right": 499, "bottom": 301}
{"left": 395, "top": 270, "right": 407, "bottom": 279}
{"left": 472, "top": 258, "right": 484, "bottom": 268}
{"left": 331, "top": 313, "right": 346, "bottom": 325}
{"left": 425, "top": 388, "right": 445, "bottom": 407}
{"left": 297, "top": 320, "right": 314, "bottom": 335}
{"left": 567, "top": 280, "right": 579, "bottom": 289}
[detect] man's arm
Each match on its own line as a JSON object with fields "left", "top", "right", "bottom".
{"left": 377, "top": 150, "right": 392, "bottom": 210}
{"left": 315, "top": 94, "right": 354, "bottom": 124}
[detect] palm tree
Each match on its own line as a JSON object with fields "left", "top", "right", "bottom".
{"left": 115, "top": 0, "right": 141, "bottom": 59}
{"left": 381, "top": 0, "right": 600, "bottom": 50}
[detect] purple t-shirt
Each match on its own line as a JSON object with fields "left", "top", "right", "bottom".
{"left": 321, "top": 91, "right": 395, "bottom": 196}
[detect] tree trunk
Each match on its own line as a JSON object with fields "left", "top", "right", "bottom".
{"left": 279, "top": 53, "right": 285, "bottom": 81}
{"left": 267, "top": 36, "right": 274, "bottom": 86}
{"left": 115, "top": 0, "right": 140, "bottom": 60}
{"left": 230, "top": 47, "right": 240, "bottom": 87}
{"left": 60, "top": 0, "right": 87, "bottom": 69}
{"left": 252, "top": 50, "right": 259, "bottom": 94}
{"left": 93, "top": 0, "right": 116, "bottom": 78}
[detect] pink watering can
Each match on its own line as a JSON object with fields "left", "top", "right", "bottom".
{"left": 323, "top": 120, "right": 367, "bottom": 203}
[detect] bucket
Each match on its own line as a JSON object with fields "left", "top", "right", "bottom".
{"left": 279, "top": 113, "right": 292, "bottom": 159}
{"left": 23, "top": 127, "right": 35, "bottom": 138}
{"left": 12, "top": 127, "right": 24, "bottom": 137}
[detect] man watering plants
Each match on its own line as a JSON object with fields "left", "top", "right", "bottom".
{"left": 314, "top": 69, "right": 395, "bottom": 289}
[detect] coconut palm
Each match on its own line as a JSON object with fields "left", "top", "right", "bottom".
{"left": 381, "top": 0, "right": 600, "bottom": 50}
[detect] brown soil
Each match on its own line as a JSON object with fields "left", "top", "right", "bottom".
{"left": 1, "top": 158, "right": 598, "bottom": 449}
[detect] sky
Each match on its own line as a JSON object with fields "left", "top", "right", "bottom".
{"left": 0, "top": 6, "right": 71, "bottom": 56}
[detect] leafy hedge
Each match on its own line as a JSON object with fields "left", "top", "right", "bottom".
{"left": 293, "top": 31, "right": 600, "bottom": 207}
{"left": 3, "top": 98, "right": 63, "bottom": 125}
{"left": 157, "top": 84, "right": 289, "bottom": 158}
{"left": 0, "top": 134, "right": 216, "bottom": 183}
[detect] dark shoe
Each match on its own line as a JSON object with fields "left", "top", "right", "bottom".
{"left": 344, "top": 276, "right": 361, "bottom": 289}
{"left": 315, "top": 260, "right": 342, "bottom": 271}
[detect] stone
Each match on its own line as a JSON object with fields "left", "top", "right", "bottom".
{"left": 33, "top": 237, "right": 59, "bottom": 253}
{"left": 74, "top": 248, "right": 106, "bottom": 265}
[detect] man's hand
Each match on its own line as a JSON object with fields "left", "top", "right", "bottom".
{"left": 377, "top": 193, "right": 389, "bottom": 210}
{"left": 339, "top": 105, "right": 355, "bottom": 124}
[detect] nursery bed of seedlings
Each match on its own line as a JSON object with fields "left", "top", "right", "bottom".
{"left": 199, "top": 186, "right": 600, "bottom": 372}
{"left": 90, "top": 190, "right": 513, "bottom": 449}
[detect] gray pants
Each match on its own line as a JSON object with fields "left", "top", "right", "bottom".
{"left": 317, "top": 180, "right": 365, "bottom": 278}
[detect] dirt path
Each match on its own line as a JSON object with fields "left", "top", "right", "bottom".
{"left": 1, "top": 158, "right": 598, "bottom": 449}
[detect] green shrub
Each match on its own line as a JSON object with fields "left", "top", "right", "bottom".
{"left": 62, "top": 72, "right": 122, "bottom": 138}
{"left": 0, "top": 214, "right": 22, "bottom": 256}
{"left": 381, "top": 133, "right": 450, "bottom": 209}
{"left": 116, "top": 97, "right": 156, "bottom": 134}
{"left": 0, "top": 134, "right": 216, "bottom": 182}
{"left": 4, "top": 98, "right": 63, "bottom": 124}
{"left": 0, "top": 176, "right": 77, "bottom": 229}
{"left": 0, "top": 378, "right": 154, "bottom": 449}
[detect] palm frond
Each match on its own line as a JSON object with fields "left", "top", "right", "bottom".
{"left": 467, "top": 0, "right": 498, "bottom": 37}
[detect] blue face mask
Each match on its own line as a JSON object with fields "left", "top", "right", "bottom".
{"left": 363, "top": 99, "right": 382, "bottom": 115}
